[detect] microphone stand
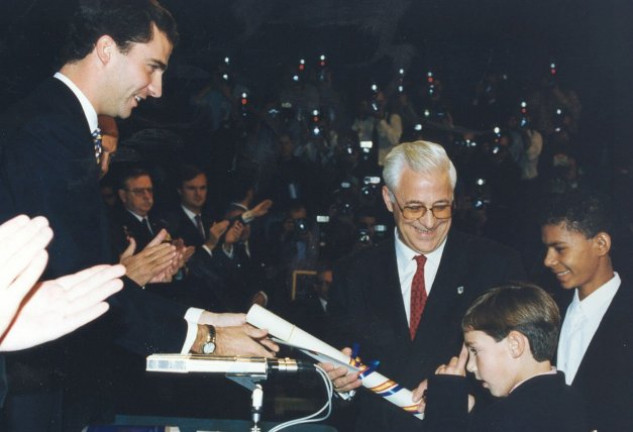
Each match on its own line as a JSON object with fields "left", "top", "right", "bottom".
{"left": 250, "top": 383, "right": 264, "bottom": 432}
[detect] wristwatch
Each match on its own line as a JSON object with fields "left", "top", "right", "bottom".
{"left": 201, "top": 325, "right": 217, "bottom": 354}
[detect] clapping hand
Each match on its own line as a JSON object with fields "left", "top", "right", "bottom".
{"left": 0, "top": 215, "right": 53, "bottom": 337}
{"left": 1, "top": 261, "right": 125, "bottom": 352}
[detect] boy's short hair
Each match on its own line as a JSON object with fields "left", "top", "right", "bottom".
{"left": 539, "top": 189, "right": 613, "bottom": 238}
{"left": 462, "top": 284, "right": 560, "bottom": 362}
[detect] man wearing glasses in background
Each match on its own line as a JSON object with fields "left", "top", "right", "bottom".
{"left": 323, "top": 140, "right": 526, "bottom": 432}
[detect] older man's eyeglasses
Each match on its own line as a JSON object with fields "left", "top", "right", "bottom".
{"left": 392, "top": 197, "right": 453, "bottom": 220}
{"left": 126, "top": 187, "right": 154, "bottom": 196}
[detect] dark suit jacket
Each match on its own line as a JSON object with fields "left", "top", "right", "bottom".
{"left": 327, "top": 230, "right": 526, "bottom": 432}
{"left": 425, "top": 372, "right": 589, "bottom": 432}
{"left": 555, "top": 279, "right": 633, "bottom": 432}
{"left": 110, "top": 208, "right": 165, "bottom": 255}
{"left": 0, "top": 78, "right": 189, "bottom": 355}
{"left": 161, "top": 206, "right": 214, "bottom": 248}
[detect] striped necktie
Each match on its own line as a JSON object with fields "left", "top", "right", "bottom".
{"left": 92, "top": 127, "right": 103, "bottom": 165}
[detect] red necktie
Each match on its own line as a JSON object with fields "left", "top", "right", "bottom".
{"left": 410, "top": 254, "right": 427, "bottom": 340}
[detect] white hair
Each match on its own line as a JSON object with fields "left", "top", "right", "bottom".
{"left": 382, "top": 141, "right": 457, "bottom": 197}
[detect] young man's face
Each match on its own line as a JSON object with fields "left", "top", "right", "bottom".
{"left": 382, "top": 167, "right": 453, "bottom": 254}
{"left": 541, "top": 222, "right": 604, "bottom": 298}
{"left": 179, "top": 173, "right": 208, "bottom": 213}
{"left": 105, "top": 24, "right": 173, "bottom": 118}
{"left": 465, "top": 330, "right": 515, "bottom": 397}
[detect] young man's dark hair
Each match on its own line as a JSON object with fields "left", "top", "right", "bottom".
{"left": 178, "top": 164, "right": 205, "bottom": 186}
{"left": 462, "top": 283, "right": 561, "bottom": 362}
{"left": 539, "top": 189, "right": 613, "bottom": 238}
{"left": 60, "top": 0, "right": 179, "bottom": 64}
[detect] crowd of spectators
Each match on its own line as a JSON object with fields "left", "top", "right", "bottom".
{"left": 103, "top": 56, "right": 594, "bottom": 305}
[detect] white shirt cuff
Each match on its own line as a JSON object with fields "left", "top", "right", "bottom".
{"left": 181, "top": 307, "right": 205, "bottom": 354}
{"left": 201, "top": 244, "right": 213, "bottom": 257}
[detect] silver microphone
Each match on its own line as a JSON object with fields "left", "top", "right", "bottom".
{"left": 146, "top": 354, "right": 312, "bottom": 377}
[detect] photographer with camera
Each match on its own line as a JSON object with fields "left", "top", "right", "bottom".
{"left": 374, "top": 90, "right": 403, "bottom": 165}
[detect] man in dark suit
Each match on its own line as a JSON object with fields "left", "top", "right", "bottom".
{"left": 323, "top": 140, "right": 525, "bottom": 432}
{"left": 0, "top": 1, "right": 276, "bottom": 429}
{"left": 162, "top": 164, "right": 227, "bottom": 253}
{"left": 113, "top": 168, "right": 161, "bottom": 252}
{"left": 540, "top": 190, "right": 633, "bottom": 432}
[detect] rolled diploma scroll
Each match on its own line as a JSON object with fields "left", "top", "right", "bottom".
{"left": 246, "top": 304, "right": 424, "bottom": 420}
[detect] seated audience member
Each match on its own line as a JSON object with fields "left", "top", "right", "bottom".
{"left": 162, "top": 164, "right": 229, "bottom": 253}
{"left": 540, "top": 190, "right": 633, "bottom": 431}
{"left": 113, "top": 167, "right": 194, "bottom": 286}
{"left": 419, "top": 284, "right": 589, "bottom": 432}
{"left": 114, "top": 168, "right": 162, "bottom": 252}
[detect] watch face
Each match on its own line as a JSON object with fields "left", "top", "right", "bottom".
{"left": 202, "top": 342, "right": 216, "bottom": 354}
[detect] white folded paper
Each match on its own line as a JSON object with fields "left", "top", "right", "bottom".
{"left": 246, "top": 304, "right": 424, "bottom": 420}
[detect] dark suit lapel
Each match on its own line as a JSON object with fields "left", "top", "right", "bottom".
{"left": 365, "top": 240, "right": 411, "bottom": 342}
{"left": 46, "top": 78, "right": 93, "bottom": 153}
{"left": 421, "top": 233, "right": 468, "bottom": 323}
{"left": 572, "top": 283, "right": 631, "bottom": 386}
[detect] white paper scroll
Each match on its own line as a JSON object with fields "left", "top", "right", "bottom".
{"left": 246, "top": 304, "right": 424, "bottom": 420}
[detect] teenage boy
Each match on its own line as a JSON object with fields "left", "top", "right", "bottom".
{"left": 540, "top": 190, "right": 633, "bottom": 432}
{"left": 417, "top": 284, "right": 589, "bottom": 432}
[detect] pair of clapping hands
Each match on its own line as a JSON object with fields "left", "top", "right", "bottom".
{"left": 120, "top": 229, "right": 194, "bottom": 286}
{"left": 0, "top": 215, "right": 125, "bottom": 352}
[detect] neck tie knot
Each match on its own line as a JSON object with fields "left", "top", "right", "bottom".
{"left": 414, "top": 254, "right": 427, "bottom": 267}
{"left": 92, "top": 127, "right": 102, "bottom": 165}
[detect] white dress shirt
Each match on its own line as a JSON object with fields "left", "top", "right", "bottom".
{"left": 557, "top": 272, "right": 620, "bottom": 384}
{"left": 394, "top": 228, "right": 446, "bottom": 325}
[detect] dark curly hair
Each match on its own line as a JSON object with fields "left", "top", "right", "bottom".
{"left": 539, "top": 189, "right": 613, "bottom": 238}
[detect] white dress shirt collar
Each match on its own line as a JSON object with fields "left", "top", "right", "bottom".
{"left": 54, "top": 72, "right": 98, "bottom": 133}
{"left": 557, "top": 272, "right": 620, "bottom": 384}
{"left": 127, "top": 210, "right": 148, "bottom": 224}
{"left": 394, "top": 227, "right": 446, "bottom": 280}
{"left": 394, "top": 228, "right": 447, "bottom": 324}
{"left": 181, "top": 204, "right": 200, "bottom": 224}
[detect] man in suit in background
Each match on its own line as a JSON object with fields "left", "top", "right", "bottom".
{"left": 114, "top": 168, "right": 160, "bottom": 252}
{"left": 0, "top": 1, "right": 276, "bottom": 429}
{"left": 163, "top": 164, "right": 228, "bottom": 254}
{"left": 540, "top": 190, "right": 633, "bottom": 431}
{"left": 323, "top": 140, "right": 525, "bottom": 432}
